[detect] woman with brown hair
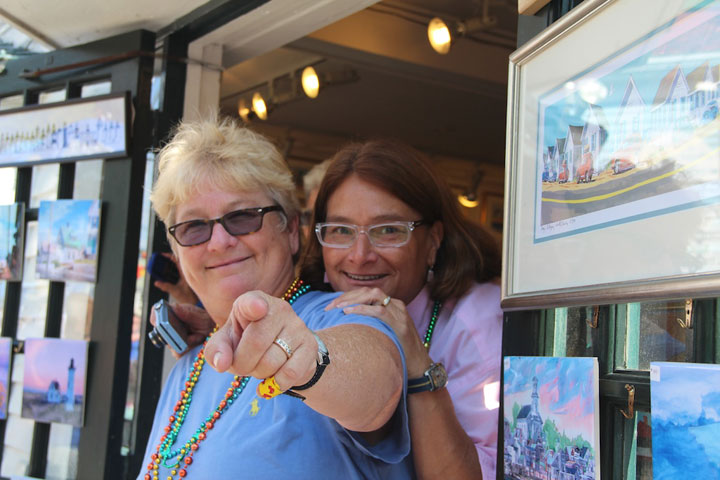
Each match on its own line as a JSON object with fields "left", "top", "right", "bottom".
{"left": 302, "top": 139, "right": 503, "bottom": 479}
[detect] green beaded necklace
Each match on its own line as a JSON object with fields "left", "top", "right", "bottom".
{"left": 145, "top": 278, "right": 310, "bottom": 480}
{"left": 422, "top": 300, "right": 442, "bottom": 348}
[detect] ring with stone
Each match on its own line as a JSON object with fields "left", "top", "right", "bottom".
{"left": 382, "top": 295, "right": 392, "bottom": 307}
{"left": 273, "top": 337, "right": 293, "bottom": 359}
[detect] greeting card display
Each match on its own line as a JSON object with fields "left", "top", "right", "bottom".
{"left": 503, "top": 356, "right": 600, "bottom": 479}
{"left": 22, "top": 338, "right": 88, "bottom": 427}
{"left": 650, "top": 361, "right": 720, "bottom": 479}
{"left": 36, "top": 199, "right": 101, "bottom": 282}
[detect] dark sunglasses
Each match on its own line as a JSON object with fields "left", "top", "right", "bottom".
{"left": 168, "top": 205, "right": 284, "bottom": 247}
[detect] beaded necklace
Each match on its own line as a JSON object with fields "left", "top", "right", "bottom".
{"left": 422, "top": 300, "right": 443, "bottom": 349}
{"left": 144, "top": 278, "right": 310, "bottom": 480}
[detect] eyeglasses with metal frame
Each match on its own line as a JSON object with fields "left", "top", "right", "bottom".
{"left": 314, "top": 220, "right": 425, "bottom": 248}
{"left": 168, "top": 205, "right": 284, "bottom": 247}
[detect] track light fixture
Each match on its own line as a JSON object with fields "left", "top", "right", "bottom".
{"left": 427, "top": 0, "right": 497, "bottom": 54}
{"left": 252, "top": 92, "right": 268, "bottom": 120}
{"left": 458, "top": 192, "right": 480, "bottom": 209}
{"left": 238, "top": 98, "right": 253, "bottom": 123}
{"left": 231, "top": 63, "right": 358, "bottom": 122}
{"left": 457, "top": 169, "right": 485, "bottom": 208}
{"left": 301, "top": 66, "right": 320, "bottom": 98}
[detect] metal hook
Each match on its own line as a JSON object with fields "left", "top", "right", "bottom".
{"left": 586, "top": 305, "right": 599, "bottom": 328}
{"left": 620, "top": 384, "right": 635, "bottom": 419}
{"left": 676, "top": 299, "right": 693, "bottom": 329}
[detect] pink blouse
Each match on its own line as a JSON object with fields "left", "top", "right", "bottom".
{"left": 406, "top": 281, "right": 503, "bottom": 479}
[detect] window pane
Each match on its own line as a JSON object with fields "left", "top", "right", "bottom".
{"left": 18, "top": 221, "right": 48, "bottom": 339}
{"left": 0, "top": 168, "right": 17, "bottom": 203}
{"left": 565, "top": 306, "right": 603, "bottom": 358}
{"left": 634, "top": 411, "right": 653, "bottom": 480}
{"left": 123, "top": 154, "right": 155, "bottom": 454}
{"left": 39, "top": 89, "right": 67, "bottom": 104}
{"left": 46, "top": 424, "right": 80, "bottom": 480}
{"left": 1, "top": 354, "right": 33, "bottom": 477}
{"left": 623, "top": 301, "right": 692, "bottom": 370}
{"left": 0, "top": 95, "right": 23, "bottom": 110}
{"left": 81, "top": 81, "right": 112, "bottom": 98}
{"left": 30, "top": 163, "right": 60, "bottom": 208}
{"left": 73, "top": 159, "right": 102, "bottom": 200}
{"left": 61, "top": 282, "right": 94, "bottom": 340}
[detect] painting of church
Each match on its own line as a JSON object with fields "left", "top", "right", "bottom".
{"left": 503, "top": 356, "right": 600, "bottom": 480}
{"left": 36, "top": 199, "right": 101, "bottom": 283}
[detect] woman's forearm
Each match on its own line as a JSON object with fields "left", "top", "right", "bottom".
{"left": 302, "top": 324, "right": 404, "bottom": 432}
{"left": 407, "top": 388, "right": 483, "bottom": 480}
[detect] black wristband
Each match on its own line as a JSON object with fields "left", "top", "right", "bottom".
{"left": 291, "top": 333, "right": 330, "bottom": 392}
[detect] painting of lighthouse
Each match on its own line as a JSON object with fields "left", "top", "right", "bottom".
{"left": 503, "top": 356, "right": 600, "bottom": 479}
{"left": 21, "top": 338, "right": 88, "bottom": 427}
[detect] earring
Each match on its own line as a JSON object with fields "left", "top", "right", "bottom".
{"left": 426, "top": 265, "right": 435, "bottom": 283}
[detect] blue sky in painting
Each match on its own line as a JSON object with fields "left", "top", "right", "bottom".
{"left": 651, "top": 362, "right": 720, "bottom": 424}
{"left": 504, "top": 356, "right": 597, "bottom": 439}
{"left": 38, "top": 199, "right": 99, "bottom": 246}
{"left": 0, "top": 205, "right": 18, "bottom": 258}
{"left": 541, "top": 0, "right": 720, "bottom": 148}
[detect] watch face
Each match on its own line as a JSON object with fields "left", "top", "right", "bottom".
{"left": 428, "top": 363, "right": 448, "bottom": 390}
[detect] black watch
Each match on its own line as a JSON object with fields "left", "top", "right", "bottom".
{"left": 407, "top": 362, "right": 448, "bottom": 394}
{"left": 285, "top": 333, "right": 330, "bottom": 400}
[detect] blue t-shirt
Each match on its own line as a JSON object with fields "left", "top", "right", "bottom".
{"left": 137, "top": 290, "right": 413, "bottom": 479}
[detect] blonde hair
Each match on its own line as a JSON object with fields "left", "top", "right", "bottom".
{"left": 302, "top": 159, "right": 332, "bottom": 199}
{"left": 150, "top": 116, "right": 299, "bottom": 228}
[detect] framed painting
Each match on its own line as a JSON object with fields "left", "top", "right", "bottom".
{"left": 503, "top": 0, "right": 720, "bottom": 309}
{"left": 0, "top": 92, "right": 129, "bottom": 167}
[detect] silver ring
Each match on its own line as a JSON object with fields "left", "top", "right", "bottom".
{"left": 273, "top": 337, "right": 293, "bottom": 359}
{"left": 381, "top": 295, "right": 392, "bottom": 307}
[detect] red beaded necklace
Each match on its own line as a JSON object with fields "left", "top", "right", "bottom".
{"left": 144, "top": 278, "right": 310, "bottom": 480}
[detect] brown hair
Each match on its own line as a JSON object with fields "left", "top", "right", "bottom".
{"left": 300, "top": 139, "right": 500, "bottom": 302}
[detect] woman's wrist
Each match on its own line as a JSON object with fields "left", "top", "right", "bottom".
{"left": 406, "top": 348, "right": 433, "bottom": 378}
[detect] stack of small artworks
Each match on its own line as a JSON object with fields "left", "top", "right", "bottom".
{"left": 503, "top": 356, "right": 600, "bottom": 480}
{"left": 650, "top": 361, "right": 720, "bottom": 479}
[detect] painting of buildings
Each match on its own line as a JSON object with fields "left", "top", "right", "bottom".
{"left": 503, "top": 356, "right": 600, "bottom": 480}
{"left": 536, "top": 0, "right": 720, "bottom": 241}
{"left": 36, "top": 199, "right": 101, "bottom": 283}
{"left": 0, "top": 203, "right": 24, "bottom": 281}
{"left": 21, "top": 338, "right": 88, "bottom": 427}
{"left": 650, "top": 361, "right": 720, "bottom": 479}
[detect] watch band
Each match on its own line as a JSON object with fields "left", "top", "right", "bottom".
{"left": 407, "top": 362, "right": 447, "bottom": 394}
{"left": 286, "top": 333, "right": 330, "bottom": 399}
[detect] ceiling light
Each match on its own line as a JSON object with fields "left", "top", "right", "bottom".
{"left": 238, "top": 98, "right": 252, "bottom": 123}
{"left": 458, "top": 193, "right": 479, "bottom": 208}
{"left": 252, "top": 92, "right": 268, "bottom": 120}
{"left": 427, "top": 0, "right": 497, "bottom": 55}
{"left": 301, "top": 66, "right": 320, "bottom": 98}
{"left": 427, "top": 18, "right": 453, "bottom": 55}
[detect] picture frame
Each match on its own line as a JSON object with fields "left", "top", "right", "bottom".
{"left": 0, "top": 92, "right": 129, "bottom": 167}
{"left": 502, "top": 0, "right": 720, "bottom": 310}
